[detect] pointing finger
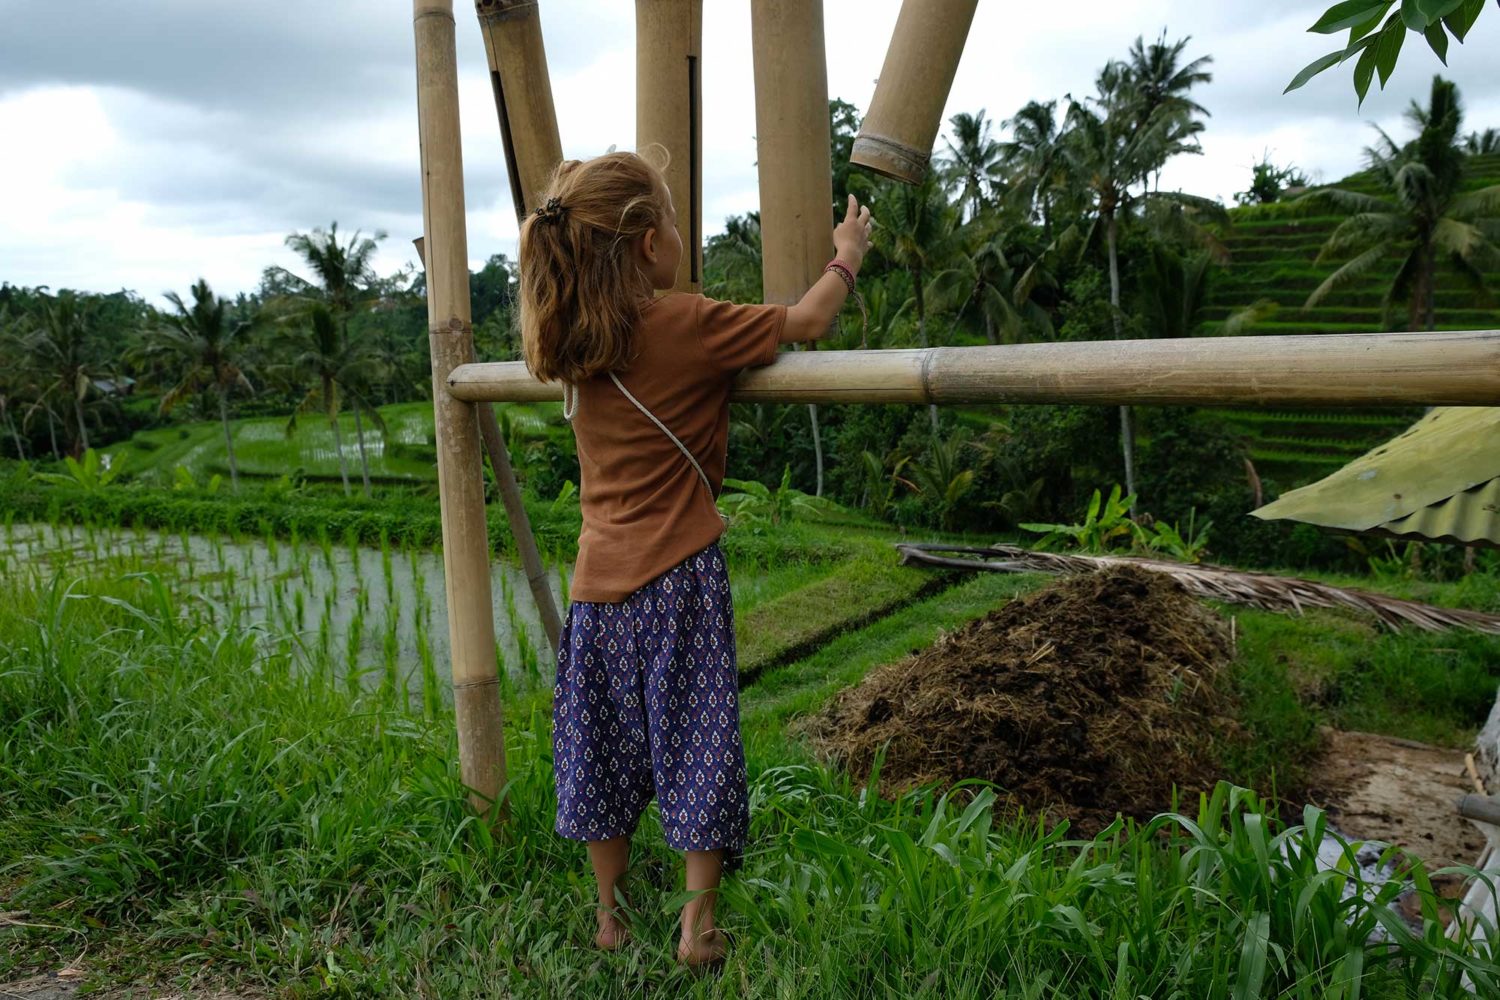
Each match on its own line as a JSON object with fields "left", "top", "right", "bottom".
{"left": 845, "top": 193, "right": 858, "bottom": 222}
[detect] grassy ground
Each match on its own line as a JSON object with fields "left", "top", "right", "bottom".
{"left": 4, "top": 502, "right": 1500, "bottom": 996}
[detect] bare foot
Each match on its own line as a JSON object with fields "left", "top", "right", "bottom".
{"left": 595, "top": 909, "right": 631, "bottom": 950}
{"left": 676, "top": 927, "right": 727, "bottom": 970}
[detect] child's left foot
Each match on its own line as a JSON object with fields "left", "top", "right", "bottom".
{"left": 676, "top": 927, "right": 727, "bottom": 969}
{"left": 595, "top": 910, "right": 631, "bottom": 950}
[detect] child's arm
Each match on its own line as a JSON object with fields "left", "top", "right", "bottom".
{"left": 781, "top": 194, "right": 873, "bottom": 344}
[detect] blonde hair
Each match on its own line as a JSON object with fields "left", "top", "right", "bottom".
{"left": 518, "top": 148, "right": 671, "bottom": 384}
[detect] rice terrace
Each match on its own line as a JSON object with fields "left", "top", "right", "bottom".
{"left": 6, "top": 1, "right": 1500, "bottom": 997}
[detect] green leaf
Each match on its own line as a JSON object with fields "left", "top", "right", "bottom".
{"left": 1284, "top": 49, "right": 1347, "bottom": 93}
{"left": 1374, "top": 11, "right": 1407, "bottom": 86}
{"left": 1232, "top": 912, "right": 1271, "bottom": 1000}
{"left": 1416, "top": 0, "right": 1465, "bottom": 19}
{"left": 1400, "top": 0, "right": 1431, "bottom": 28}
{"left": 1392, "top": 0, "right": 1428, "bottom": 26}
{"left": 1348, "top": 7, "right": 1390, "bottom": 42}
{"left": 1354, "top": 38, "right": 1380, "bottom": 104}
{"left": 1425, "top": 20, "right": 1450, "bottom": 60}
{"left": 1311, "top": 0, "right": 1392, "bottom": 32}
{"left": 1444, "top": 0, "right": 1484, "bottom": 40}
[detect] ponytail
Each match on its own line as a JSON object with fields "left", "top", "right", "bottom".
{"left": 518, "top": 148, "right": 671, "bottom": 384}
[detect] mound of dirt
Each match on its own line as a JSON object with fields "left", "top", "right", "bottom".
{"left": 801, "top": 565, "right": 1242, "bottom": 832}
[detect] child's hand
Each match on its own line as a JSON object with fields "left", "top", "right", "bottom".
{"left": 832, "top": 193, "right": 872, "bottom": 269}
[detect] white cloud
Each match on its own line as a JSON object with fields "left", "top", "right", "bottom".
{"left": 3, "top": 0, "right": 1500, "bottom": 305}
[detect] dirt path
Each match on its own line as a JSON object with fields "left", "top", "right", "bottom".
{"left": 1309, "top": 727, "right": 1488, "bottom": 873}
{"left": 0, "top": 974, "right": 266, "bottom": 1000}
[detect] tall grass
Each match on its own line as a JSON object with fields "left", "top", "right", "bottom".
{"left": 3, "top": 554, "right": 1497, "bottom": 997}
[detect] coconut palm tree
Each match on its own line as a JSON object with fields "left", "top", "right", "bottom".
{"left": 860, "top": 173, "right": 962, "bottom": 433}
{"left": 1302, "top": 76, "right": 1500, "bottom": 331}
{"left": 929, "top": 221, "right": 1054, "bottom": 345}
{"left": 941, "top": 110, "right": 1004, "bottom": 222}
{"left": 1062, "top": 55, "right": 1211, "bottom": 502}
{"left": 1000, "top": 100, "right": 1067, "bottom": 236}
{"left": 267, "top": 305, "right": 389, "bottom": 496}
{"left": 1123, "top": 29, "right": 1213, "bottom": 191}
{"left": 136, "top": 278, "right": 256, "bottom": 489}
{"left": 1466, "top": 128, "right": 1499, "bottom": 154}
{"left": 0, "top": 309, "right": 32, "bottom": 459}
{"left": 265, "top": 221, "right": 389, "bottom": 495}
{"left": 18, "top": 292, "right": 118, "bottom": 458}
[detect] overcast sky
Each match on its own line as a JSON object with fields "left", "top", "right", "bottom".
{"left": 3, "top": 1, "right": 1499, "bottom": 307}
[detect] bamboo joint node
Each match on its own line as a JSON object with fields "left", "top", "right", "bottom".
{"left": 430, "top": 319, "right": 472, "bottom": 338}
{"left": 475, "top": 0, "right": 538, "bottom": 24}
{"left": 453, "top": 675, "right": 502, "bottom": 691}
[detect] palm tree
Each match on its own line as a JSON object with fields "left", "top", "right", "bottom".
{"left": 267, "top": 305, "right": 388, "bottom": 496}
{"left": 941, "top": 110, "right": 1004, "bottom": 222}
{"left": 136, "top": 278, "right": 256, "bottom": 489}
{"left": 266, "top": 221, "right": 388, "bottom": 496}
{"left": 1062, "top": 54, "right": 1210, "bottom": 502}
{"left": 1302, "top": 76, "right": 1500, "bottom": 331}
{"left": 1000, "top": 100, "right": 1066, "bottom": 236}
{"left": 19, "top": 292, "right": 118, "bottom": 458}
{"left": 0, "top": 309, "right": 31, "bottom": 459}
{"left": 1123, "top": 29, "right": 1214, "bottom": 191}
{"left": 1466, "top": 128, "right": 1500, "bottom": 155}
{"left": 862, "top": 173, "right": 961, "bottom": 433}
{"left": 929, "top": 220, "right": 1054, "bottom": 345}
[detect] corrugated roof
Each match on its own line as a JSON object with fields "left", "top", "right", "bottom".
{"left": 1252, "top": 407, "right": 1500, "bottom": 548}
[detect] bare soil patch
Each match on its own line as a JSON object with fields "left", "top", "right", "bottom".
{"left": 801, "top": 565, "right": 1242, "bottom": 833}
{"left": 1309, "top": 727, "right": 1488, "bottom": 872}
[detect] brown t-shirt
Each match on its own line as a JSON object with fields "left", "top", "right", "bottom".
{"left": 567, "top": 292, "right": 787, "bottom": 603}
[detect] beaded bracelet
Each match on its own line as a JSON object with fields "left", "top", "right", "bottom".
{"left": 824, "top": 258, "right": 869, "bottom": 348}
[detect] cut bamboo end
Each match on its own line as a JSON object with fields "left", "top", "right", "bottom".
{"left": 850, "top": 0, "right": 978, "bottom": 184}
{"left": 447, "top": 331, "right": 1500, "bottom": 407}
{"left": 849, "top": 133, "right": 930, "bottom": 185}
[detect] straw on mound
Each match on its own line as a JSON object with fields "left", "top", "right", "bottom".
{"left": 801, "top": 565, "right": 1242, "bottom": 832}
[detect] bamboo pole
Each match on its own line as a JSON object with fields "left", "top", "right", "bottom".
{"left": 413, "top": 240, "right": 564, "bottom": 656}
{"left": 636, "top": 0, "right": 703, "bottom": 293}
{"left": 446, "top": 330, "right": 1500, "bottom": 407}
{"left": 851, "top": 0, "right": 979, "bottom": 183}
{"left": 413, "top": 0, "right": 508, "bottom": 824}
{"left": 475, "top": 0, "right": 563, "bottom": 213}
{"left": 472, "top": 0, "right": 565, "bottom": 655}
{"left": 751, "top": 0, "right": 834, "bottom": 495}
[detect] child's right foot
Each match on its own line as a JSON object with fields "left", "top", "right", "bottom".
{"left": 676, "top": 927, "right": 727, "bottom": 969}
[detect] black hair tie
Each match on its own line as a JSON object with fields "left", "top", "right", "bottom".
{"left": 534, "top": 196, "right": 567, "bottom": 224}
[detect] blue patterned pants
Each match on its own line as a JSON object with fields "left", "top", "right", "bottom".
{"left": 553, "top": 542, "right": 749, "bottom": 871}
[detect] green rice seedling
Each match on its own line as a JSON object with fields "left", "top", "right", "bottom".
{"left": 380, "top": 529, "right": 394, "bottom": 605}
{"left": 318, "top": 526, "right": 334, "bottom": 574}
{"left": 345, "top": 598, "right": 367, "bottom": 697}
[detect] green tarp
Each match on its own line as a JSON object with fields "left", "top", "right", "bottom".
{"left": 1252, "top": 407, "right": 1500, "bottom": 548}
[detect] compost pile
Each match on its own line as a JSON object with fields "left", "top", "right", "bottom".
{"left": 804, "top": 566, "right": 1241, "bottom": 832}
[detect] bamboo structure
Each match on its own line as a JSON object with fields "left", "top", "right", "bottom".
{"left": 445, "top": 330, "right": 1500, "bottom": 407}
{"left": 413, "top": 0, "right": 508, "bottom": 823}
{"left": 473, "top": 0, "right": 565, "bottom": 654}
{"left": 751, "top": 0, "right": 834, "bottom": 495}
{"left": 636, "top": 0, "right": 703, "bottom": 292}
{"left": 413, "top": 239, "right": 564, "bottom": 656}
{"left": 851, "top": 0, "right": 979, "bottom": 183}
{"left": 475, "top": 0, "right": 563, "bottom": 212}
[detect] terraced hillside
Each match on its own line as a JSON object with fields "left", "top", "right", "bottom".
{"left": 1199, "top": 152, "right": 1500, "bottom": 483}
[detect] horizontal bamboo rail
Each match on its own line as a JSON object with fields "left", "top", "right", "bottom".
{"left": 447, "top": 331, "right": 1500, "bottom": 407}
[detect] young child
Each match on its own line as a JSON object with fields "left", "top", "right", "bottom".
{"left": 517, "top": 149, "right": 871, "bottom": 968}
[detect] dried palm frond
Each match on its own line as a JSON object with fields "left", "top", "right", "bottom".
{"left": 895, "top": 543, "right": 1500, "bottom": 635}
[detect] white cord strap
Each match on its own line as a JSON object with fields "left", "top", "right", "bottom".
{"left": 608, "top": 372, "right": 715, "bottom": 499}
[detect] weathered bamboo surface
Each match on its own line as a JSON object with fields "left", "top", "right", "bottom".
{"left": 475, "top": 0, "right": 563, "bottom": 214}
{"left": 636, "top": 0, "right": 703, "bottom": 292}
{"left": 413, "top": 0, "right": 508, "bottom": 822}
{"left": 852, "top": 0, "right": 979, "bottom": 183}
{"left": 446, "top": 331, "right": 1500, "bottom": 406}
